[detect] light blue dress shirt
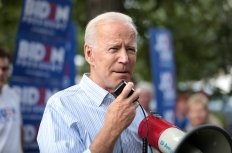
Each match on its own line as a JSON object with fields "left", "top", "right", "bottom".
{"left": 37, "top": 74, "right": 150, "bottom": 153}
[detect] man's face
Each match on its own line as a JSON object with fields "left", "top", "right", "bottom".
{"left": 0, "top": 57, "right": 10, "bottom": 89}
{"left": 85, "top": 21, "right": 137, "bottom": 91}
{"left": 139, "top": 90, "right": 153, "bottom": 112}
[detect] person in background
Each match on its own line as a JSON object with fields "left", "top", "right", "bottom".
{"left": 37, "top": 12, "right": 153, "bottom": 153}
{"left": 185, "top": 92, "right": 222, "bottom": 132}
{"left": 0, "top": 48, "right": 23, "bottom": 153}
{"left": 137, "top": 81, "right": 155, "bottom": 114}
{"left": 174, "top": 92, "right": 189, "bottom": 130}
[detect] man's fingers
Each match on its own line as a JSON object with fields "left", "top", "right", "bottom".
{"left": 115, "top": 82, "right": 141, "bottom": 108}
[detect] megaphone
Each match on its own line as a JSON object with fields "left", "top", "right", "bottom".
{"left": 138, "top": 114, "right": 232, "bottom": 153}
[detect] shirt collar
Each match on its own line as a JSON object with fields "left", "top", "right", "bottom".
{"left": 79, "top": 73, "right": 110, "bottom": 106}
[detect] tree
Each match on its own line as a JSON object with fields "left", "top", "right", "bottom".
{"left": 1, "top": 0, "right": 232, "bottom": 89}
{"left": 0, "top": 0, "right": 22, "bottom": 52}
{"left": 124, "top": 0, "right": 232, "bottom": 84}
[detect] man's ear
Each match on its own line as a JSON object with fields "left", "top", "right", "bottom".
{"left": 84, "top": 44, "right": 95, "bottom": 66}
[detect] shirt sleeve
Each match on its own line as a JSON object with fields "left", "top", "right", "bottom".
{"left": 37, "top": 97, "right": 92, "bottom": 153}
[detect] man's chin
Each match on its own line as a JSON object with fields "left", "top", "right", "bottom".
{"left": 114, "top": 73, "right": 131, "bottom": 81}
{"left": 111, "top": 74, "right": 131, "bottom": 87}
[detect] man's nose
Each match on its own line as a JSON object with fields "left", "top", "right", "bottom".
{"left": 118, "top": 48, "right": 129, "bottom": 63}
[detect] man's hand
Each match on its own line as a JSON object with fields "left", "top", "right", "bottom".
{"left": 105, "top": 82, "right": 140, "bottom": 133}
{"left": 90, "top": 82, "right": 140, "bottom": 153}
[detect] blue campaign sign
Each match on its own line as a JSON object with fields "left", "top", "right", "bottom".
{"left": 149, "top": 28, "right": 176, "bottom": 123}
{"left": 10, "top": 81, "right": 59, "bottom": 152}
{"left": 59, "top": 23, "right": 76, "bottom": 88}
{"left": 10, "top": 0, "right": 76, "bottom": 152}
{"left": 11, "top": 22, "right": 76, "bottom": 89}
{"left": 12, "top": 33, "right": 67, "bottom": 78}
{"left": 10, "top": 22, "right": 76, "bottom": 152}
{"left": 64, "top": 22, "right": 77, "bottom": 87}
{"left": 10, "top": 82, "right": 59, "bottom": 123}
{"left": 19, "top": 0, "right": 72, "bottom": 37}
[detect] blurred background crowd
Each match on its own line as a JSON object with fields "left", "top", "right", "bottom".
{"left": 1, "top": 0, "right": 232, "bottom": 152}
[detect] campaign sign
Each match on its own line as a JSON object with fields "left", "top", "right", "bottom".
{"left": 63, "top": 22, "right": 77, "bottom": 87}
{"left": 10, "top": 0, "right": 76, "bottom": 152}
{"left": 12, "top": 23, "right": 76, "bottom": 89}
{"left": 19, "top": 0, "right": 72, "bottom": 37}
{"left": 10, "top": 82, "right": 59, "bottom": 152}
{"left": 10, "top": 82, "right": 59, "bottom": 122}
{"left": 13, "top": 34, "right": 66, "bottom": 78}
{"left": 149, "top": 28, "right": 176, "bottom": 123}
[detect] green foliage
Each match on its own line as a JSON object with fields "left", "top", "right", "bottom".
{"left": 125, "top": 0, "right": 232, "bottom": 84}
{"left": 1, "top": 0, "right": 232, "bottom": 86}
{"left": 0, "top": 0, "right": 22, "bottom": 52}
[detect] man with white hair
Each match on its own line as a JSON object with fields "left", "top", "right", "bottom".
{"left": 37, "top": 12, "right": 152, "bottom": 153}
{"left": 137, "top": 81, "right": 155, "bottom": 114}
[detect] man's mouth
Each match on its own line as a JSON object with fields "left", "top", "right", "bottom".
{"left": 113, "top": 71, "right": 129, "bottom": 74}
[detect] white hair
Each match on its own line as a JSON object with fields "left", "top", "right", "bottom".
{"left": 84, "top": 12, "right": 138, "bottom": 47}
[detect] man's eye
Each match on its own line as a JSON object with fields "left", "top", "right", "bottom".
{"left": 127, "top": 48, "right": 136, "bottom": 53}
{"left": 109, "top": 47, "right": 118, "bottom": 52}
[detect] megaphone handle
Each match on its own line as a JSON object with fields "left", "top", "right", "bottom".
{"left": 142, "top": 138, "right": 148, "bottom": 153}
